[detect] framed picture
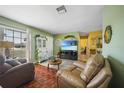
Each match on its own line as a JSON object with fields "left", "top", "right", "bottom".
{"left": 104, "top": 25, "right": 112, "bottom": 44}
{"left": 55, "top": 39, "right": 61, "bottom": 46}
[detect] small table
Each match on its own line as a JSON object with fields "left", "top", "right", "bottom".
{"left": 48, "top": 59, "right": 62, "bottom": 70}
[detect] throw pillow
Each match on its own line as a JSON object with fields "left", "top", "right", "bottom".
{"left": 6, "top": 59, "right": 21, "bottom": 67}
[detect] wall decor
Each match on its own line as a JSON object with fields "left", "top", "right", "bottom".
{"left": 64, "top": 35, "right": 76, "bottom": 40}
{"left": 55, "top": 39, "right": 61, "bottom": 46}
{"left": 104, "top": 25, "right": 112, "bottom": 44}
{"left": 91, "top": 37, "right": 97, "bottom": 46}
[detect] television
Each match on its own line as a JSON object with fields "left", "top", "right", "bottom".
{"left": 61, "top": 40, "right": 77, "bottom": 51}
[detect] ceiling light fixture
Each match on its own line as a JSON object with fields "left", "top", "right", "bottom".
{"left": 56, "top": 5, "right": 67, "bottom": 14}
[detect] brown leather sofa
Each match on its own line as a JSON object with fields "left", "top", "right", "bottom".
{"left": 57, "top": 54, "right": 112, "bottom": 88}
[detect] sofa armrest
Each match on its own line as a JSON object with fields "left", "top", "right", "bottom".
{"left": 73, "top": 61, "right": 86, "bottom": 69}
{"left": 57, "top": 65, "right": 76, "bottom": 76}
{"left": 6, "top": 63, "right": 34, "bottom": 74}
{"left": 57, "top": 70, "right": 86, "bottom": 88}
{"left": 0, "top": 63, "right": 35, "bottom": 88}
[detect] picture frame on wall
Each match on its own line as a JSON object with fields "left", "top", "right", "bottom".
{"left": 104, "top": 25, "right": 112, "bottom": 44}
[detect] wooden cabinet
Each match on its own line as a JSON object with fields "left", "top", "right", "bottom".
{"left": 60, "top": 50, "right": 78, "bottom": 60}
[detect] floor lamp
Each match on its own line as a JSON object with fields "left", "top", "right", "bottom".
{"left": 0, "top": 41, "right": 14, "bottom": 59}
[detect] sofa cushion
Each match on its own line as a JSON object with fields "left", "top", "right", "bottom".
{"left": 17, "top": 58, "right": 27, "bottom": 64}
{"left": 0, "top": 54, "right": 5, "bottom": 65}
{"left": 87, "top": 60, "right": 112, "bottom": 88}
{"left": 0, "top": 63, "right": 12, "bottom": 74}
{"left": 6, "top": 59, "right": 21, "bottom": 67}
{"left": 80, "top": 54, "right": 104, "bottom": 83}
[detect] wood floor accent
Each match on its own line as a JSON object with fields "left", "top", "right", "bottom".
{"left": 23, "top": 64, "right": 57, "bottom": 88}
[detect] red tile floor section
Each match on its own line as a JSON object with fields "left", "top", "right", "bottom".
{"left": 23, "top": 64, "right": 57, "bottom": 88}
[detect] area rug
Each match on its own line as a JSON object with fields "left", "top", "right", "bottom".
{"left": 23, "top": 64, "right": 57, "bottom": 88}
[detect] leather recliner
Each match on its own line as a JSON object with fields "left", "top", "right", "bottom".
{"left": 57, "top": 54, "right": 112, "bottom": 88}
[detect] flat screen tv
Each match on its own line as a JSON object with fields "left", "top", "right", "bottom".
{"left": 61, "top": 40, "right": 77, "bottom": 51}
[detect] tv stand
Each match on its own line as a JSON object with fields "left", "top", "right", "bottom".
{"left": 60, "top": 50, "right": 77, "bottom": 60}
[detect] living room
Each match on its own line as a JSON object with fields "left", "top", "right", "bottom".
{"left": 0, "top": 5, "right": 124, "bottom": 89}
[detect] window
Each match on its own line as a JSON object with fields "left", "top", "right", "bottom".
{"left": 43, "top": 40, "right": 46, "bottom": 47}
{"left": 4, "top": 28, "right": 27, "bottom": 58}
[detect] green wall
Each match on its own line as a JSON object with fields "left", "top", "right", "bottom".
{"left": 0, "top": 16, "right": 53, "bottom": 62}
{"left": 53, "top": 32, "right": 80, "bottom": 58}
{"left": 103, "top": 6, "right": 124, "bottom": 87}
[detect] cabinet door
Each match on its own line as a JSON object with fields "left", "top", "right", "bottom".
{"left": 46, "top": 36, "right": 53, "bottom": 58}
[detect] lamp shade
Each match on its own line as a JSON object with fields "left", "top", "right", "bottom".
{"left": 0, "top": 41, "right": 14, "bottom": 48}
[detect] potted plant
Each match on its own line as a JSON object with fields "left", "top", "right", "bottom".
{"left": 35, "top": 49, "right": 39, "bottom": 64}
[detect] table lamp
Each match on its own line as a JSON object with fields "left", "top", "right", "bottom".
{"left": 0, "top": 41, "right": 14, "bottom": 59}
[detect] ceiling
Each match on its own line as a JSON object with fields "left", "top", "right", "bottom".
{"left": 0, "top": 5, "right": 103, "bottom": 34}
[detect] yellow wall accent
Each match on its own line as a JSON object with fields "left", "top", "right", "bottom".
{"left": 80, "top": 36, "right": 87, "bottom": 48}
{"left": 88, "top": 31, "right": 102, "bottom": 50}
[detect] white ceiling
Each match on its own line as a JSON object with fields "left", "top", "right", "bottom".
{"left": 0, "top": 5, "right": 103, "bottom": 34}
